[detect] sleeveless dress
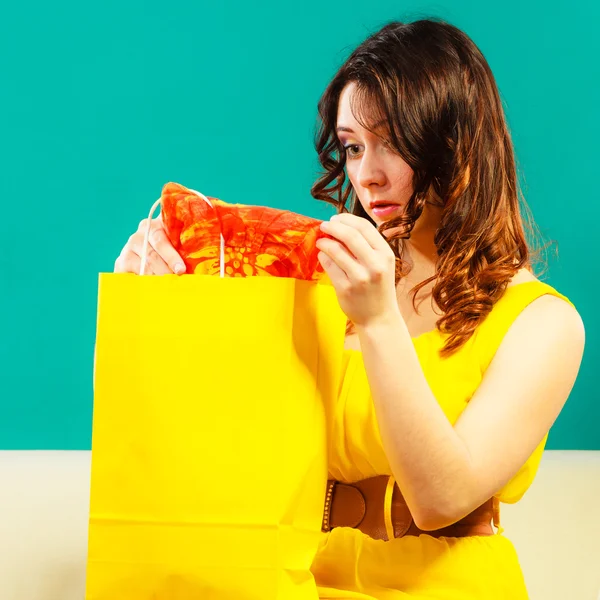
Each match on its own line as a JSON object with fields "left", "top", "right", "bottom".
{"left": 310, "top": 280, "right": 576, "bottom": 599}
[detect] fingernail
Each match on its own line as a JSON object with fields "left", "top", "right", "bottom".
{"left": 174, "top": 263, "right": 186, "bottom": 275}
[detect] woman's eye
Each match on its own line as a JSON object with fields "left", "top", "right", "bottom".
{"left": 343, "top": 140, "right": 393, "bottom": 159}
{"left": 344, "top": 144, "right": 361, "bottom": 158}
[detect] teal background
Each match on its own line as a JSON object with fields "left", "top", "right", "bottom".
{"left": 0, "top": 2, "right": 597, "bottom": 450}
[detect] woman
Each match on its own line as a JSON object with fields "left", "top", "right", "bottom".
{"left": 115, "top": 18, "right": 585, "bottom": 599}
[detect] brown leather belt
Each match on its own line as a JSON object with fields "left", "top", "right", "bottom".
{"left": 321, "top": 475, "right": 497, "bottom": 541}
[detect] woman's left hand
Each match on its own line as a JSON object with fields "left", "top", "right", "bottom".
{"left": 317, "top": 213, "right": 400, "bottom": 327}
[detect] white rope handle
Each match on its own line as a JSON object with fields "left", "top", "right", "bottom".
{"left": 139, "top": 188, "right": 225, "bottom": 277}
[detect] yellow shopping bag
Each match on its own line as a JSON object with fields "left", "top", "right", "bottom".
{"left": 86, "top": 198, "right": 347, "bottom": 599}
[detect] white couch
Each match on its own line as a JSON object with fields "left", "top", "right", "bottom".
{"left": 0, "top": 450, "right": 599, "bottom": 600}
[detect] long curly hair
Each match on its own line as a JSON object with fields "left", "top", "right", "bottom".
{"left": 310, "top": 17, "right": 552, "bottom": 358}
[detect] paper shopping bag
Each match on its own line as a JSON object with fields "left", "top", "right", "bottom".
{"left": 85, "top": 273, "right": 347, "bottom": 599}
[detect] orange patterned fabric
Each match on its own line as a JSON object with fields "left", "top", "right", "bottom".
{"left": 161, "top": 182, "right": 333, "bottom": 282}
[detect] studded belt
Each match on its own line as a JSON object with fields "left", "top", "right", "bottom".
{"left": 321, "top": 475, "right": 498, "bottom": 541}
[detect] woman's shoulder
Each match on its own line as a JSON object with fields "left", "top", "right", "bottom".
{"left": 505, "top": 266, "right": 538, "bottom": 287}
{"left": 475, "top": 269, "right": 584, "bottom": 371}
{"left": 472, "top": 268, "right": 578, "bottom": 340}
{"left": 501, "top": 268, "right": 577, "bottom": 312}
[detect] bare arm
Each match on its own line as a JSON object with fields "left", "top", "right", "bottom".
{"left": 356, "top": 295, "right": 585, "bottom": 531}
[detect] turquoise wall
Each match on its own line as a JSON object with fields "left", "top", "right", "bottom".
{"left": 1, "top": 1, "right": 597, "bottom": 449}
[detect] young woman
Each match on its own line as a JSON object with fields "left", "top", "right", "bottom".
{"left": 115, "top": 17, "right": 585, "bottom": 599}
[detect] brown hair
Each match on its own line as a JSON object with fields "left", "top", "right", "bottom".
{"left": 310, "top": 17, "right": 551, "bottom": 358}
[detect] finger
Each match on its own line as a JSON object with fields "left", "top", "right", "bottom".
{"left": 114, "top": 238, "right": 172, "bottom": 274}
{"left": 113, "top": 249, "right": 160, "bottom": 275}
{"left": 317, "top": 249, "right": 349, "bottom": 289}
{"left": 114, "top": 251, "right": 142, "bottom": 274}
{"left": 316, "top": 238, "right": 365, "bottom": 282}
{"left": 329, "top": 213, "right": 388, "bottom": 251}
{"left": 131, "top": 223, "right": 186, "bottom": 275}
{"left": 320, "top": 220, "right": 374, "bottom": 266}
{"left": 134, "top": 245, "right": 172, "bottom": 275}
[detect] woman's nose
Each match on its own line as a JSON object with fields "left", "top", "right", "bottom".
{"left": 355, "top": 148, "right": 386, "bottom": 188}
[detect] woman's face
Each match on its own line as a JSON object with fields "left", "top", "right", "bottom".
{"left": 336, "top": 82, "right": 414, "bottom": 226}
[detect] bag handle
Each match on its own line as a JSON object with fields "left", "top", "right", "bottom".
{"left": 139, "top": 188, "right": 225, "bottom": 277}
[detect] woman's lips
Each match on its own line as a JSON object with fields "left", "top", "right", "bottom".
{"left": 371, "top": 204, "right": 401, "bottom": 218}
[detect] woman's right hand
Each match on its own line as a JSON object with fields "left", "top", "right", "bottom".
{"left": 114, "top": 215, "right": 186, "bottom": 275}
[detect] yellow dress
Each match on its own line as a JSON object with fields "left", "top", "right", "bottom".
{"left": 310, "top": 280, "right": 575, "bottom": 599}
